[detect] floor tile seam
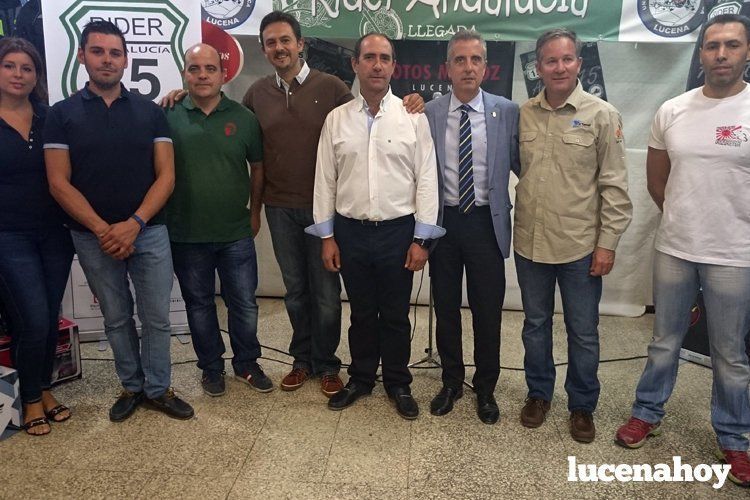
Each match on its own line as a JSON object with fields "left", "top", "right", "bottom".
{"left": 225, "top": 390, "right": 280, "bottom": 497}
{"left": 319, "top": 407, "right": 343, "bottom": 483}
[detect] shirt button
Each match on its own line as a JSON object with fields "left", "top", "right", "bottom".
{"left": 29, "top": 138, "right": 33, "bottom": 142}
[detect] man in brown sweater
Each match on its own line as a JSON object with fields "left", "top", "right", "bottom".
{"left": 243, "top": 11, "right": 424, "bottom": 398}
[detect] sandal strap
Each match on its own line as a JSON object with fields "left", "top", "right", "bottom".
{"left": 24, "top": 417, "right": 49, "bottom": 429}
{"left": 45, "top": 404, "right": 70, "bottom": 419}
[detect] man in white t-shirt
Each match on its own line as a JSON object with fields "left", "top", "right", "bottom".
{"left": 615, "top": 14, "right": 750, "bottom": 487}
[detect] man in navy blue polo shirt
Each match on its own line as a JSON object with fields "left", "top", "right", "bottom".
{"left": 44, "top": 20, "right": 193, "bottom": 422}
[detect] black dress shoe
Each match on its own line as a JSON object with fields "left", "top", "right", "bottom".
{"left": 389, "top": 386, "right": 419, "bottom": 420}
{"left": 328, "top": 382, "right": 371, "bottom": 411}
{"left": 430, "top": 386, "right": 463, "bottom": 416}
{"left": 146, "top": 388, "right": 194, "bottom": 420}
{"left": 476, "top": 393, "right": 500, "bottom": 425}
{"left": 109, "top": 389, "right": 144, "bottom": 422}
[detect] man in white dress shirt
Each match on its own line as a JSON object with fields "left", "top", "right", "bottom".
{"left": 306, "top": 33, "right": 444, "bottom": 419}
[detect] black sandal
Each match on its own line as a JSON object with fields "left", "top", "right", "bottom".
{"left": 45, "top": 404, "right": 71, "bottom": 423}
{"left": 23, "top": 417, "right": 50, "bottom": 436}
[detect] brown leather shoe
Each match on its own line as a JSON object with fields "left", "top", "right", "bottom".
{"left": 280, "top": 368, "right": 309, "bottom": 391}
{"left": 320, "top": 374, "right": 344, "bottom": 398}
{"left": 570, "top": 410, "right": 596, "bottom": 443}
{"left": 520, "top": 398, "right": 550, "bottom": 428}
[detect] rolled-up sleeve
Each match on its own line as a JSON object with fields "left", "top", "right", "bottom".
{"left": 412, "top": 114, "right": 446, "bottom": 240}
{"left": 596, "top": 110, "right": 632, "bottom": 251}
{"left": 305, "top": 115, "right": 337, "bottom": 238}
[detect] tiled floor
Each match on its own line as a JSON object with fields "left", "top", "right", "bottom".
{"left": 2, "top": 298, "right": 744, "bottom": 499}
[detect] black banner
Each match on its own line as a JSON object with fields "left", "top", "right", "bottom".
{"left": 686, "top": 0, "right": 750, "bottom": 90}
{"left": 520, "top": 42, "right": 607, "bottom": 101}
{"left": 390, "top": 40, "right": 515, "bottom": 102}
{"left": 305, "top": 38, "right": 355, "bottom": 89}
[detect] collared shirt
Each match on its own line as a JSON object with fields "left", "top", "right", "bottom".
{"left": 0, "top": 99, "right": 65, "bottom": 230}
{"left": 306, "top": 88, "right": 444, "bottom": 240}
{"left": 514, "top": 81, "right": 632, "bottom": 264}
{"left": 443, "top": 89, "right": 489, "bottom": 206}
{"left": 275, "top": 60, "right": 311, "bottom": 90}
{"left": 165, "top": 94, "right": 263, "bottom": 243}
{"left": 243, "top": 68, "right": 353, "bottom": 209}
{"left": 43, "top": 83, "right": 173, "bottom": 232}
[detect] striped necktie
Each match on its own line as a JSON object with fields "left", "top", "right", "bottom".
{"left": 458, "top": 104, "right": 475, "bottom": 214}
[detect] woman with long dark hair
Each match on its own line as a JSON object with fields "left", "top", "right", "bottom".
{"left": 0, "top": 37, "right": 74, "bottom": 436}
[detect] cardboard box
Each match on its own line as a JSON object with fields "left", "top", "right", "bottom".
{"left": 0, "top": 318, "right": 82, "bottom": 386}
{"left": 0, "top": 366, "right": 22, "bottom": 440}
{"left": 52, "top": 318, "right": 81, "bottom": 385}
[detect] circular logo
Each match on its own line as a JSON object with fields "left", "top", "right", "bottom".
{"left": 638, "top": 0, "right": 705, "bottom": 38}
{"left": 202, "top": 0, "right": 256, "bottom": 30}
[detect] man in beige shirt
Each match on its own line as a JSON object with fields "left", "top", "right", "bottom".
{"left": 514, "top": 28, "right": 632, "bottom": 443}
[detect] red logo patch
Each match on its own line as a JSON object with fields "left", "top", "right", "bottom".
{"left": 224, "top": 122, "right": 237, "bottom": 137}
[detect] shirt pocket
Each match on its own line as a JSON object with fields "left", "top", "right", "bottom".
{"left": 561, "top": 132, "right": 596, "bottom": 167}
{"left": 519, "top": 131, "right": 538, "bottom": 175}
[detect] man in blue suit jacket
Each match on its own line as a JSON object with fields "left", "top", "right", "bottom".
{"left": 424, "top": 30, "right": 520, "bottom": 424}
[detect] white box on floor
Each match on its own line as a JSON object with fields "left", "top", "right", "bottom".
{"left": 0, "top": 365, "right": 22, "bottom": 440}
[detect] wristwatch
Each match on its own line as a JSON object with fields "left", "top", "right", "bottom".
{"left": 413, "top": 237, "right": 430, "bottom": 247}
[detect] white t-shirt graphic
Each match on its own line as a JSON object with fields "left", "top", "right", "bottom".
{"left": 649, "top": 84, "right": 750, "bottom": 267}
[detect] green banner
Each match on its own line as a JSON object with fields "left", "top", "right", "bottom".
{"left": 272, "top": 0, "right": 621, "bottom": 41}
{"left": 261, "top": 1, "right": 710, "bottom": 43}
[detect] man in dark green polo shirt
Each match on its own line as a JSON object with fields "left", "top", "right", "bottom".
{"left": 165, "top": 43, "right": 270, "bottom": 397}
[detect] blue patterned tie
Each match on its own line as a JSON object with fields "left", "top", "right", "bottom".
{"left": 458, "top": 104, "right": 475, "bottom": 214}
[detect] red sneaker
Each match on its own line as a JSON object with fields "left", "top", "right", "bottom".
{"left": 614, "top": 417, "right": 661, "bottom": 449}
{"left": 717, "top": 449, "right": 750, "bottom": 487}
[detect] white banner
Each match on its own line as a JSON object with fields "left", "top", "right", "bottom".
{"left": 618, "top": 0, "right": 705, "bottom": 43}
{"left": 201, "top": 0, "right": 273, "bottom": 36}
{"left": 43, "top": 0, "right": 202, "bottom": 104}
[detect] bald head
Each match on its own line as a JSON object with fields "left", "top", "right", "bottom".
{"left": 184, "top": 43, "right": 222, "bottom": 70}
{"left": 183, "top": 43, "right": 225, "bottom": 103}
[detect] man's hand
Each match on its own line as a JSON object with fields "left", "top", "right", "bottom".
{"left": 159, "top": 89, "right": 188, "bottom": 108}
{"left": 405, "top": 243, "right": 429, "bottom": 271}
{"left": 321, "top": 237, "right": 341, "bottom": 272}
{"left": 99, "top": 219, "right": 140, "bottom": 260}
{"left": 590, "top": 247, "right": 615, "bottom": 276}
{"left": 251, "top": 211, "right": 261, "bottom": 238}
{"left": 403, "top": 93, "right": 425, "bottom": 114}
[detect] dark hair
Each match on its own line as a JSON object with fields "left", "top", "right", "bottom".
{"left": 353, "top": 32, "right": 396, "bottom": 61}
{"left": 447, "top": 29, "right": 487, "bottom": 62}
{"left": 259, "top": 11, "right": 302, "bottom": 46}
{"left": 699, "top": 13, "right": 750, "bottom": 47}
{"left": 535, "top": 28, "right": 581, "bottom": 61}
{"left": 0, "top": 36, "right": 47, "bottom": 102}
{"left": 80, "top": 20, "right": 127, "bottom": 53}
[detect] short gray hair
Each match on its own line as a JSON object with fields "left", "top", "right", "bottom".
{"left": 447, "top": 29, "right": 487, "bottom": 62}
{"left": 535, "top": 28, "right": 581, "bottom": 61}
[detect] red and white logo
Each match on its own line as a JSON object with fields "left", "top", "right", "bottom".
{"left": 715, "top": 125, "right": 748, "bottom": 147}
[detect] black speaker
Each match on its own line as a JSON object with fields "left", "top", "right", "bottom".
{"left": 680, "top": 291, "right": 750, "bottom": 367}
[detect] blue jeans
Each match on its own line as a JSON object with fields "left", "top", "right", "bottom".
{"left": 0, "top": 226, "right": 73, "bottom": 403}
{"left": 71, "top": 225, "right": 174, "bottom": 399}
{"left": 632, "top": 251, "right": 750, "bottom": 451}
{"left": 265, "top": 206, "right": 341, "bottom": 375}
{"left": 171, "top": 237, "right": 261, "bottom": 375}
{"left": 515, "top": 252, "right": 602, "bottom": 413}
